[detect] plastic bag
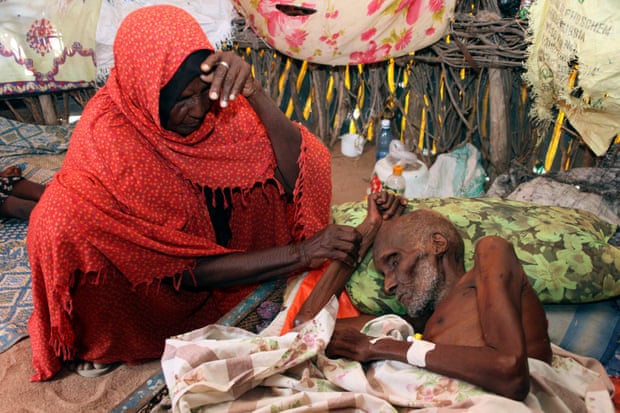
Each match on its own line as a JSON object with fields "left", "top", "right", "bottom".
{"left": 424, "top": 143, "right": 487, "bottom": 198}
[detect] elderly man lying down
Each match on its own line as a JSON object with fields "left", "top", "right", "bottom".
{"left": 161, "top": 192, "right": 614, "bottom": 412}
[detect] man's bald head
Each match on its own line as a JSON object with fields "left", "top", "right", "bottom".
{"left": 375, "top": 209, "right": 465, "bottom": 267}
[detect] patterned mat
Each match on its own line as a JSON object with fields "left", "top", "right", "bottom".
{"left": 0, "top": 116, "right": 70, "bottom": 353}
{"left": 0, "top": 219, "right": 31, "bottom": 351}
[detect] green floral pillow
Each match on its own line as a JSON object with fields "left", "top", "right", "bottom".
{"left": 332, "top": 197, "right": 620, "bottom": 315}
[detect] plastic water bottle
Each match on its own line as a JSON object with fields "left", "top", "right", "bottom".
{"left": 376, "top": 119, "right": 392, "bottom": 161}
{"left": 519, "top": 0, "right": 532, "bottom": 18}
{"left": 385, "top": 164, "right": 406, "bottom": 196}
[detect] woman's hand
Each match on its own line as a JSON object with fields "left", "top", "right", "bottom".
{"left": 300, "top": 224, "right": 362, "bottom": 269}
{"left": 199, "top": 51, "right": 260, "bottom": 108}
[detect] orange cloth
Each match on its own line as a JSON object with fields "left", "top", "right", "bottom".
{"left": 281, "top": 263, "right": 360, "bottom": 335}
{"left": 27, "top": 5, "right": 331, "bottom": 381}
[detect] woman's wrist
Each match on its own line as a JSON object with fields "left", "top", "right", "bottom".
{"left": 291, "top": 242, "right": 309, "bottom": 268}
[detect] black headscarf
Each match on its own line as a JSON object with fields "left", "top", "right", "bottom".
{"left": 159, "top": 49, "right": 212, "bottom": 128}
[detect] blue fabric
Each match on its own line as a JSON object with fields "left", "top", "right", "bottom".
{"left": 545, "top": 299, "right": 620, "bottom": 374}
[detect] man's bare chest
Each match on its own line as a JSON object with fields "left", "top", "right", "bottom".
{"left": 423, "top": 285, "right": 486, "bottom": 346}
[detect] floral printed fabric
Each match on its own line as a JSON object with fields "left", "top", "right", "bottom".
{"left": 0, "top": 0, "right": 101, "bottom": 95}
{"left": 161, "top": 299, "right": 614, "bottom": 412}
{"left": 232, "top": 0, "right": 457, "bottom": 65}
{"left": 332, "top": 197, "right": 620, "bottom": 312}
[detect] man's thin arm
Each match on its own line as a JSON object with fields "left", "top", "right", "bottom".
{"left": 293, "top": 217, "right": 381, "bottom": 325}
{"left": 294, "top": 192, "right": 407, "bottom": 325}
{"left": 425, "top": 236, "right": 531, "bottom": 400}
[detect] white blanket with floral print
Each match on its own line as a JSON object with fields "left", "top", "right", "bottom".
{"left": 161, "top": 298, "right": 614, "bottom": 413}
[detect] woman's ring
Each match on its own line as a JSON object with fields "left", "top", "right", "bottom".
{"left": 218, "top": 61, "right": 230, "bottom": 70}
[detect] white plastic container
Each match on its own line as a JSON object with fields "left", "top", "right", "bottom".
{"left": 371, "top": 141, "right": 429, "bottom": 198}
{"left": 340, "top": 133, "right": 365, "bottom": 157}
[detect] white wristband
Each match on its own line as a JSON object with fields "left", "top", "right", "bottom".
{"left": 406, "top": 338, "right": 435, "bottom": 367}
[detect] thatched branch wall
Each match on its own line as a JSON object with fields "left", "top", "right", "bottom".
{"left": 2, "top": 0, "right": 617, "bottom": 180}
{"left": 231, "top": 0, "right": 617, "bottom": 180}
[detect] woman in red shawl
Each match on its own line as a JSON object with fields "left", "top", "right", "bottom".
{"left": 27, "top": 5, "right": 361, "bottom": 381}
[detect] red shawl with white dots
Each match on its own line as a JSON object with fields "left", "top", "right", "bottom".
{"left": 27, "top": 5, "right": 331, "bottom": 381}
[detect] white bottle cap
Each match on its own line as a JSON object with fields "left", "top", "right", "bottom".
{"left": 381, "top": 119, "right": 390, "bottom": 128}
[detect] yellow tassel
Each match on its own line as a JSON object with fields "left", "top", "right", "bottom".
{"left": 481, "top": 82, "right": 490, "bottom": 139}
{"left": 423, "top": 94, "right": 429, "bottom": 107}
{"left": 285, "top": 99, "right": 294, "bottom": 118}
{"left": 564, "top": 139, "right": 573, "bottom": 170}
{"left": 345, "top": 65, "right": 351, "bottom": 90}
{"left": 367, "top": 119, "right": 374, "bottom": 141}
{"left": 349, "top": 118, "right": 356, "bottom": 134}
{"left": 544, "top": 65, "right": 578, "bottom": 172}
{"left": 388, "top": 58, "right": 396, "bottom": 94}
{"left": 418, "top": 107, "right": 426, "bottom": 150}
{"left": 303, "top": 93, "right": 312, "bottom": 120}
{"left": 326, "top": 74, "right": 334, "bottom": 102}
{"left": 279, "top": 59, "right": 291, "bottom": 94}
{"left": 440, "top": 71, "right": 445, "bottom": 101}
{"left": 446, "top": 34, "right": 451, "bottom": 44}
{"left": 545, "top": 111, "right": 565, "bottom": 172}
{"left": 403, "top": 90, "right": 410, "bottom": 116}
{"left": 296, "top": 60, "right": 307, "bottom": 92}
{"left": 614, "top": 134, "right": 620, "bottom": 145}
{"left": 460, "top": 68, "right": 465, "bottom": 80}
{"left": 358, "top": 86, "right": 365, "bottom": 111}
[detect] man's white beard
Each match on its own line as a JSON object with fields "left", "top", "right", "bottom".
{"left": 401, "top": 259, "right": 444, "bottom": 319}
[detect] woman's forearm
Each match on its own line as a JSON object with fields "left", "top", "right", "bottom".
{"left": 182, "top": 243, "right": 307, "bottom": 289}
{"left": 245, "top": 85, "right": 301, "bottom": 193}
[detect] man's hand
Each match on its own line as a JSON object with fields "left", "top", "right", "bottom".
{"left": 326, "top": 322, "right": 375, "bottom": 362}
{"left": 366, "top": 191, "right": 408, "bottom": 226}
{"left": 326, "top": 317, "right": 413, "bottom": 365}
{"left": 199, "top": 51, "right": 259, "bottom": 108}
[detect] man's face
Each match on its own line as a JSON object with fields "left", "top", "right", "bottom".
{"left": 165, "top": 76, "right": 213, "bottom": 136}
{"left": 374, "top": 221, "right": 446, "bottom": 319}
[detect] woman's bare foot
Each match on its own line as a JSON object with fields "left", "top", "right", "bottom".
{"left": 68, "top": 361, "right": 118, "bottom": 378}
